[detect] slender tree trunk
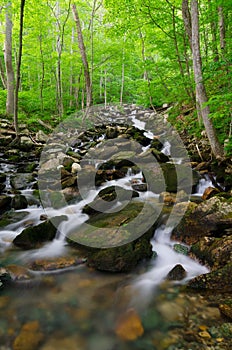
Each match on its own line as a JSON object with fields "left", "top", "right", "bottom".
{"left": 38, "top": 34, "right": 45, "bottom": 112}
{"left": 191, "top": 0, "right": 224, "bottom": 158}
{"left": 172, "top": 5, "right": 194, "bottom": 102}
{"left": 72, "top": 4, "right": 92, "bottom": 108}
{"left": 14, "top": 0, "right": 26, "bottom": 140}
{"left": 208, "top": 0, "right": 219, "bottom": 62}
{"left": 104, "top": 68, "right": 107, "bottom": 107}
{"left": 4, "top": 2, "right": 14, "bottom": 116}
{"left": 182, "top": 0, "right": 192, "bottom": 49}
{"left": 0, "top": 57, "right": 6, "bottom": 89}
{"left": 218, "top": 6, "right": 226, "bottom": 55}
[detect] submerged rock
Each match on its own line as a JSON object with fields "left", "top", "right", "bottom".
{"left": 115, "top": 308, "right": 144, "bottom": 341}
{"left": 13, "top": 320, "right": 44, "bottom": 350}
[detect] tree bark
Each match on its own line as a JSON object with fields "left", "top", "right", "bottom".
{"left": 182, "top": 0, "right": 192, "bottom": 50}
{"left": 72, "top": 4, "right": 92, "bottom": 108}
{"left": 14, "top": 0, "right": 26, "bottom": 140}
{"left": 191, "top": 0, "right": 224, "bottom": 158}
{"left": 0, "top": 57, "right": 6, "bottom": 89}
{"left": 218, "top": 6, "right": 226, "bottom": 54}
{"left": 4, "top": 2, "right": 14, "bottom": 116}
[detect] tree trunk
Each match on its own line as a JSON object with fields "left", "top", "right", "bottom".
{"left": 72, "top": 4, "right": 92, "bottom": 108}
{"left": 14, "top": 0, "right": 26, "bottom": 140}
{"left": 182, "top": 0, "right": 192, "bottom": 49}
{"left": 191, "top": 0, "right": 224, "bottom": 158}
{"left": 4, "top": 2, "right": 14, "bottom": 116}
{"left": 208, "top": 0, "right": 219, "bottom": 62}
{"left": 218, "top": 6, "right": 226, "bottom": 55}
{"left": 0, "top": 57, "right": 6, "bottom": 89}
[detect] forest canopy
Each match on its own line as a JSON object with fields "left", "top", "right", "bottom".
{"left": 0, "top": 0, "right": 231, "bottom": 155}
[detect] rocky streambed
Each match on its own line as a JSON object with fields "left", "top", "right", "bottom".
{"left": 0, "top": 104, "right": 232, "bottom": 349}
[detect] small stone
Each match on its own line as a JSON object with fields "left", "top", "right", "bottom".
{"left": 199, "top": 330, "right": 211, "bottom": 338}
{"left": 115, "top": 308, "right": 144, "bottom": 341}
{"left": 166, "top": 264, "right": 187, "bottom": 281}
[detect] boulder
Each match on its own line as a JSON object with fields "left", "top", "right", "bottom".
{"left": 190, "top": 235, "right": 232, "bottom": 270}
{"left": 0, "top": 195, "right": 12, "bottom": 214}
{"left": 83, "top": 185, "right": 139, "bottom": 216}
{"left": 67, "top": 201, "right": 160, "bottom": 272}
{"left": 11, "top": 194, "right": 28, "bottom": 210}
{"left": 187, "top": 263, "right": 232, "bottom": 292}
{"left": 13, "top": 215, "right": 68, "bottom": 249}
{"left": 172, "top": 196, "right": 232, "bottom": 245}
{"left": 10, "top": 173, "right": 35, "bottom": 190}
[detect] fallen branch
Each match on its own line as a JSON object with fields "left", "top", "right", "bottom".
{"left": 38, "top": 119, "right": 53, "bottom": 131}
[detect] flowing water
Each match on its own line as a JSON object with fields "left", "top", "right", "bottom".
{"left": 0, "top": 167, "right": 211, "bottom": 349}
{"left": 0, "top": 111, "right": 217, "bottom": 349}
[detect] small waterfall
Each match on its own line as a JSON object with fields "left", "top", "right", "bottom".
{"left": 195, "top": 174, "right": 214, "bottom": 195}
{"left": 161, "top": 140, "right": 171, "bottom": 156}
{"left": 132, "top": 224, "right": 209, "bottom": 307}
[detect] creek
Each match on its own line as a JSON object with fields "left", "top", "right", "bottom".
{"left": 0, "top": 105, "right": 225, "bottom": 349}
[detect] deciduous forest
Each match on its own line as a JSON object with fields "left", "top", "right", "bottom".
{"left": 0, "top": 0, "right": 231, "bottom": 156}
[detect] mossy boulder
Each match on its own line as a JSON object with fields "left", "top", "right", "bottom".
{"left": 172, "top": 196, "right": 232, "bottom": 244}
{"left": 83, "top": 185, "right": 139, "bottom": 216}
{"left": 187, "top": 263, "right": 232, "bottom": 292}
{"left": 0, "top": 195, "right": 12, "bottom": 214}
{"left": 67, "top": 200, "right": 161, "bottom": 272}
{"left": 13, "top": 215, "right": 68, "bottom": 249}
{"left": 190, "top": 236, "right": 232, "bottom": 270}
{"left": 11, "top": 194, "right": 28, "bottom": 210}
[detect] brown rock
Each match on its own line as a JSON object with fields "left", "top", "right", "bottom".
{"left": 219, "top": 304, "right": 232, "bottom": 320}
{"left": 115, "top": 308, "right": 144, "bottom": 341}
{"left": 13, "top": 320, "right": 44, "bottom": 350}
{"left": 202, "top": 186, "right": 220, "bottom": 200}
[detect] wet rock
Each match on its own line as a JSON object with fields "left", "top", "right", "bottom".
{"left": 131, "top": 183, "right": 147, "bottom": 192}
{"left": 86, "top": 144, "right": 119, "bottom": 160}
{"left": 173, "top": 243, "right": 189, "bottom": 255}
{"left": 29, "top": 256, "right": 87, "bottom": 271}
{"left": 151, "top": 148, "right": 170, "bottom": 162}
{"left": 13, "top": 320, "right": 44, "bottom": 350}
{"left": 13, "top": 215, "right": 68, "bottom": 249}
{"left": 190, "top": 236, "right": 232, "bottom": 270}
{"left": 67, "top": 201, "right": 159, "bottom": 272}
{"left": 219, "top": 304, "right": 232, "bottom": 320}
{"left": 83, "top": 185, "right": 139, "bottom": 216}
{"left": 202, "top": 186, "right": 220, "bottom": 200}
{"left": 172, "top": 196, "right": 232, "bottom": 244}
{"left": 0, "top": 210, "right": 29, "bottom": 228}
{"left": 0, "top": 267, "right": 12, "bottom": 288}
{"left": 144, "top": 163, "right": 199, "bottom": 194}
{"left": 4, "top": 265, "right": 33, "bottom": 281}
{"left": 159, "top": 192, "right": 176, "bottom": 206}
{"left": 187, "top": 263, "right": 232, "bottom": 292}
{"left": 0, "top": 195, "right": 12, "bottom": 214}
{"left": 10, "top": 173, "right": 35, "bottom": 190}
{"left": 115, "top": 308, "right": 144, "bottom": 341}
{"left": 166, "top": 264, "right": 187, "bottom": 281}
{"left": 11, "top": 194, "right": 28, "bottom": 210}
